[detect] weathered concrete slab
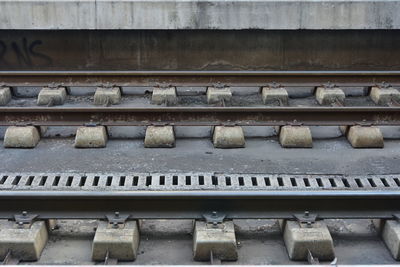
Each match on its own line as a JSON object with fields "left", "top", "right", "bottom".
{"left": 374, "top": 219, "right": 400, "bottom": 260}
{"left": 92, "top": 220, "right": 140, "bottom": 261}
{"left": 370, "top": 86, "right": 400, "bottom": 105}
{"left": 213, "top": 126, "right": 245, "bottom": 148}
{"left": 94, "top": 87, "right": 121, "bottom": 105}
{"left": 0, "top": 220, "right": 48, "bottom": 261}
{"left": 0, "top": 87, "right": 11, "bottom": 106}
{"left": 347, "top": 126, "right": 384, "bottom": 148}
{"left": 151, "top": 87, "right": 177, "bottom": 105}
{"left": 207, "top": 87, "right": 232, "bottom": 104}
{"left": 193, "top": 220, "right": 238, "bottom": 261}
{"left": 1, "top": 1, "right": 400, "bottom": 30}
{"left": 37, "top": 87, "right": 67, "bottom": 106}
{"left": 315, "top": 87, "right": 345, "bottom": 105}
{"left": 4, "top": 126, "right": 40, "bottom": 148}
{"left": 261, "top": 87, "right": 288, "bottom": 105}
{"left": 279, "top": 126, "right": 312, "bottom": 148}
{"left": 74, "top": 126, "right": 108, "bottom": 148}
{"left": 144, "top": 126, "right": 175, "bottom": 148}
{"left": 282, "top": 220, "right": 335, "bottom": 261}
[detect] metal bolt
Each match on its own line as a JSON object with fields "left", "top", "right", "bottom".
{"left": 115, "top": 212, "right": 120, "bottom": 218}
{"left": 112, "top": 222, "right": 118, "bottom": 229}
{"left": 22, "top": 211, "right": 27, "bottom": 216}
{"left": 306, "top": 221, "right": 312, "bottom": 228}
{"left": 212, "top": 211, "right": 217, "bottom": 217}
{"left": 212, "top": 222, "right": 218, "bottom": 228}
{"left": 304, "top": 211, "right": 309, "bottom": 217}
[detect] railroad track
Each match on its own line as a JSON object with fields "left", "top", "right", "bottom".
{"left": 1, "top": 71, "right": 400, "bottom": 265}
{"left": 1, "top": 71, "right": 400, "bottom": 127}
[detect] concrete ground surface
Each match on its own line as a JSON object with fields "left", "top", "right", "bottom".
{"left": 18, "top": 219, "right": 397, "bottom": 265}
{"left": 1, "top": 137, "right": 400, "bottom": 175}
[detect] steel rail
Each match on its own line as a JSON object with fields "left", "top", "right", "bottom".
{"left": 0, "top": 189, "right": 399, "bottom": 220}
{"left": 1, "top": 106, "right": 400, "bottom": 126}
{"left": 1, "top": 71, "right": 400, "bottom": 86}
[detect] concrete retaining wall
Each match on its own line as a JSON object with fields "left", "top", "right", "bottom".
{"left": 1, "top": 0, "right": 400, "bottom": 30}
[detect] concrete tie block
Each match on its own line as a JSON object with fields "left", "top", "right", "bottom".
{"left": 0, "top": 87, "right": 12, "bottom": 106}
{"left": 282, "top": 220, "right": 335, "bottom": 261}
{"left": 193, "top": 221, "right": 238, "bottom": 261}
{"left": 74, "top": 126, "right": 108, "bottom": 148}
{"left": 207, "top": 87, "right": 232, "bottom": 104}
{"left": 92, "top": 220, "right": 140, "bottom": 261}
{"left": 151, "top": 87, "right": 177, "bottom": 105}
{"left": 315, "top": 87, "right": 345, "bottom": 105}
{"left": 279, "top": 126, "right": 312, "bottom": 148}
{"left": 144, "top": 126, "right": 175, "bottom": 148}
{"left": 37, "top": 87, "right": 67, "bottom": 106}
{"left": 0, "top": 220, "right": 48, "bottom": 261}
{"left": 261, "top": 87, "right": 288, "bottom": 105}
{"left": 213, "top": 126, "right": 245, "bottom": 148}
{"left": 94, "top": 87, "right": 121, "bottom": 105}
{"left": 374, "top": 219, "right": 400, "bottom": 260}
{"left": 346, "top": 125, "right": 383, "bottom": 148}
{"left": 370, "top": 86, "right": 400, "bottom": 105}
{"left": 4, "top": 126, "right": 40, "bottom": 148}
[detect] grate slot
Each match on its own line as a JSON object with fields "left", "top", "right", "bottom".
{"left": 290, "top": 178, "right": 297, "bottom": 187}
{"left": 342, "top": 178, "right": 350, "bottom": 188}
{"left": 264, "top": 177, "right": 271, "bottom": 186}
{"left": 225, "top": 176, "right": 232, "bottom": 186}
{"left": 146, "top": 176, "right": 152, "bottom": 186}
{"left": 277, "top": 177, "right": 284, "bottom": 187}
{"left": 0, "top": 176, "right": 8, "bottom": 185}
{"left": 380, "top": 178, "right": 390, "bottom": 187}
{"left": 172, "top": 175, "right": 178, "bottom": 186}
{"left": 303, "top": 178, "right": 310, "bottom": 187}
{"left": 212, "top": 176, "right": 218, "bottom": 186}
{"left": 393, "top": 178, "right": 400, "bottom": 187}
{"left": 12, "top": 176, "right": 22, "bottom": 185}
{"left": 185, "top": 176, "right": 191, "bottom": 186}
{"left": 198, "top": 175, "right": 205, "bottom": 185}
{"left": 355, "top": 178, "right": 364, "bottom": 188}
{"left": 159, "top": 175, "right": 166, "bottom": 186}
{"left": 132, "top": 176, "right": 139, "bottom": 186}
{"left": 368, "top": 178, "right": 377, "bottom": 187}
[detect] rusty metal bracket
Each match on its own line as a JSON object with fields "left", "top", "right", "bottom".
{"left": 287, "top": 120, "right": 303, "bottom": 127}
{"left": 13, "top": 211, "right": 38, "bottom": 228}
{"left": 294, "top": 211, "right": 318, "bottom": 227}
{"left": 393, "top": 214, "right": 400, "bottom": 222}
{"left": 355, "top": 121, "right": 373, "bottom": 127}
{"left": 203, "top": 211, "right": 226, "bottom": 226}
{"left": 84, "top": 122, "right": 101, "bottom": 127}
{"left": 377, "top": 81, "right": 391, "bottom": 89}
{"left": 14, "top": 122, "right": 33, "bottom": 127}
{"left": 105, "top": 212, "right": 130, "bottom": 229}
{"left": 322, "top": 81, "right": 336, "bottom": 89}
{"left": 268, "top": 82, "right": 282, "bottom": 89}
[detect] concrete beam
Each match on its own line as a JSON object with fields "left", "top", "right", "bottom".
{"left": 74, "top": 126, "right": 108, "bottom": 148}
{"left": 282, "top": 220, "right": 335, "bottom": 261}
{"left": 3, "top": 126, "right": 40, "bottom": 148}
{"left": 213, "top": 126, "right": 245, "bottom": 148}
{"left": 1, "top": 0, "right": 400, "bottom": 30}
{"left": 92, "top": 220, "right": 140, "bottom": 261}
{"left": 0, "top": 220, "right": 48, "bottom": 261}
{"left": 193, "top": 220, "right": 238, "bottom": 261}
{"left": 144, "top": 126, "right": 175, "bottom": 148}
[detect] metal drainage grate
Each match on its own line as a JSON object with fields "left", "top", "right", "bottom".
{"left": 0, "top": 173, "right": 399, "bottom": 191}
